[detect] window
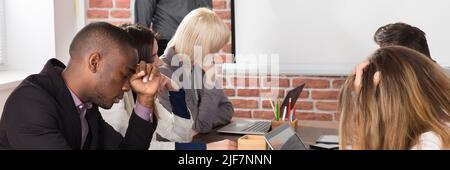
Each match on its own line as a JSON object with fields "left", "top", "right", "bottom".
{"left": 0, "top": 0, "right": 6, "bottom": 69}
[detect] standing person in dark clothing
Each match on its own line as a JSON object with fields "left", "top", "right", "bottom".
{"left": 134, "top": 0, "right": 212, "bottom": 56}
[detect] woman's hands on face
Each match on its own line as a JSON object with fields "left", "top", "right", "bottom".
{"left": 130, "top": 61, "right": 162, "bottom": 108}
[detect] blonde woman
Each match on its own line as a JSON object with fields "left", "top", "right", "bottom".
{"left": 338, "top": 46, "right": 450, "bottom": 150}
{"left": 154, "top": 8, "right": 234, "bottom": 149}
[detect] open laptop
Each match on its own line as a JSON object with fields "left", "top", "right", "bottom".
{"left": 216, "top": 118, "right": 272, "bottom": 135}
{"left": 217, "top": 84, "right": 306, "bottom": 135}
{"left": 264, "top": 123, "right": 308, "bottom": 150}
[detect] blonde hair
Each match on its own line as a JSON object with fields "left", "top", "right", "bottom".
{"left": 338, "top": 46, "right": 450, "bottom": 150}
{"left": 167, "top": 8, "right": 231, "bottom": 61}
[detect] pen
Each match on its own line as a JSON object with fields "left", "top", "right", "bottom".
{"left": 275, "top": 98, "right": 279, "bottom": 121}
{"left": 270, "top": 99, "right": 277, "bottom": 120}
{"left": 277, "top": 99, "right": 281, "bottom": 120}
{"left": 287, "top": 98, "right": 291, "bottom": 122}
{"left": 292, "top": 103, "right": 297, "bottom": 122}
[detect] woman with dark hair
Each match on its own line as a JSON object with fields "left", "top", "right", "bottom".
{"left": 99, "top": 24, "right": 236, "bottom": 150}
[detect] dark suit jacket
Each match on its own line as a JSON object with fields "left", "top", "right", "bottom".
{"left": 0, "top": 59, "right": 155, "bottom": 150}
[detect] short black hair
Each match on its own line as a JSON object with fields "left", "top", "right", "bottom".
{"left": 374, "top": 22, "right": 432, "bottom": 60}
{"left": 69, "top": 22, "right": 137, "bottom": 61}
{"left": 120, "top": 24, "right": 158, "bottom": 63}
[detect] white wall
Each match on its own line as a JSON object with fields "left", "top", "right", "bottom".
{"left": 1, "top": 0, "right": 85, "bottom": 114}
{"left": 5, "top": 0, "right": 84, "bottom": 71}
{"left": 54, "top": 0, "right": 86, "bottom": 64}
{"left": 234, "top": 0, "right": 450, "bottom": 75}
{"left": 5, "top": 0, "right": 56, "bottom": 72}
{"left": 54, "top": 0, "right": 77, "bottom": 64}
{"left": 2, "top": 0, "right": 56, "bottom": 115}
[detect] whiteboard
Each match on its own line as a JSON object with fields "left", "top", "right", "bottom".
{"left": 234, "top": 0, "right": 450, "bottom": 75}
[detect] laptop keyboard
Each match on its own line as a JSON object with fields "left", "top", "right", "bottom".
{"left": 241, "top": 121, "right": 271, "bottom": 133}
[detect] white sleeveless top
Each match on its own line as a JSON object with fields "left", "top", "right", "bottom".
{"left": 410, "top": 123, "right": 450, "bottom": 150}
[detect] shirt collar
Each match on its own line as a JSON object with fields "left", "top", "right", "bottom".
{"left": 68, "top": 88, "right": 93, "bottom": 112}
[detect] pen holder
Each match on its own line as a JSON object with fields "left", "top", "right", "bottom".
{"left": 237, "top": 135, "right": 267, "bottom": 150}
{"left": 271, "top": 119, "right": 298, "bottom": 131}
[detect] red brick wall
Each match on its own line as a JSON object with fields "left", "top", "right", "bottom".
{"left": 223, "top": 75, "right": 346, "bottom": 122}
{"left": 212, "top": 0, "right": 232, "bottom": 54}
{"left": 86, "top": 0, "right": 345, "bottom": 122}
{"left": 87, "top": 0, "right": 132, "bottom": 26}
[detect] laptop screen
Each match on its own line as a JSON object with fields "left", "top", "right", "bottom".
{"left": 264, "top": 123, "right": 307, "bottom": 150}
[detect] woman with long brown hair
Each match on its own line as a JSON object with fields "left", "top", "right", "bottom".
{"left": 338, "top": 46, "right": 450, "bottom": 150}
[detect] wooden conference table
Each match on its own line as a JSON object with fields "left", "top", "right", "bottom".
{"left": 193, "top": 119, "right": 339, "bottom": 149}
